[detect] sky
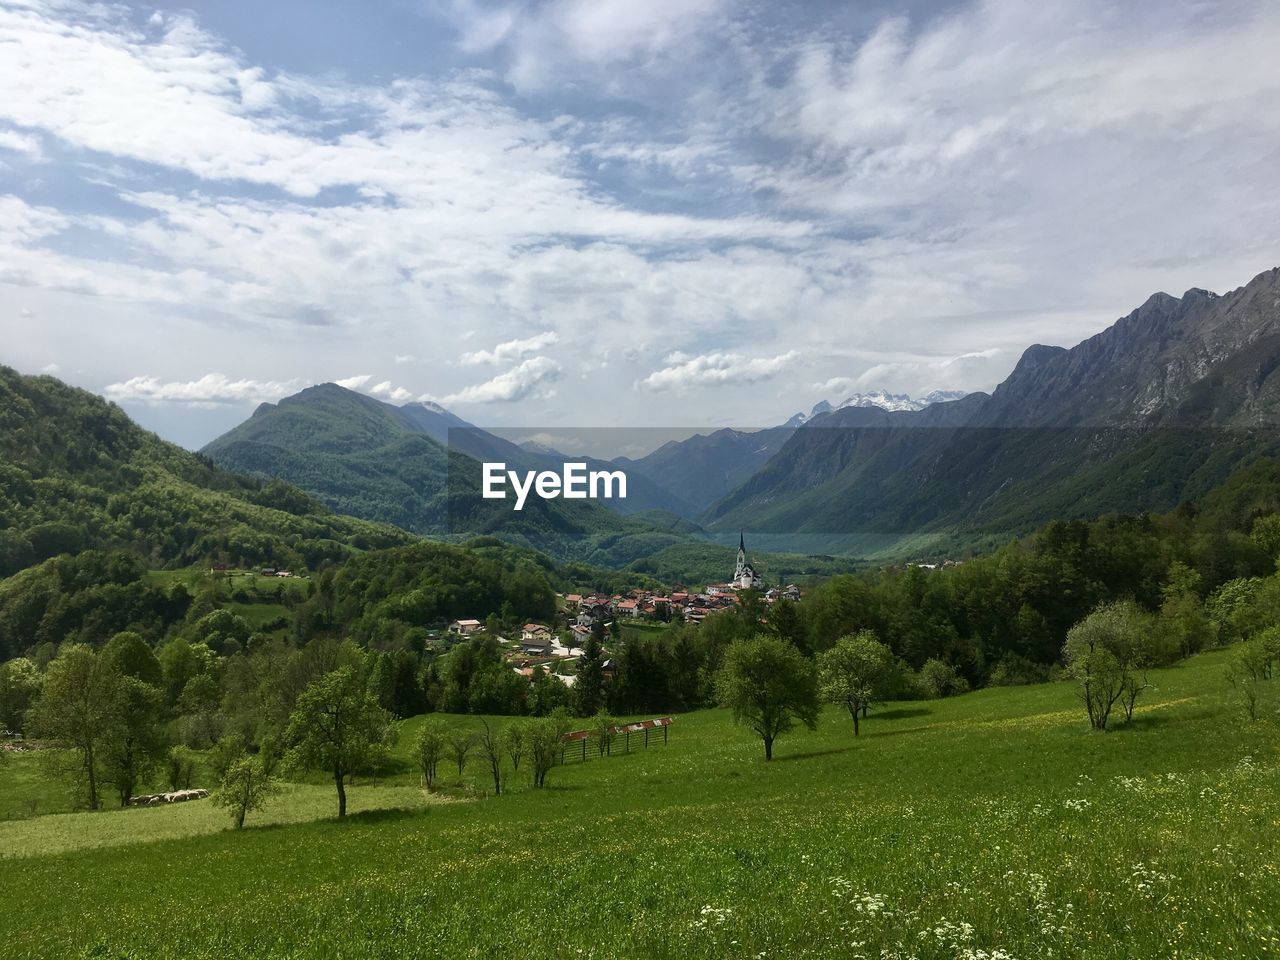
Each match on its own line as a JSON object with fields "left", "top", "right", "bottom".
{"left": 2, "top": 0, "right": 1279, "bottom": 451}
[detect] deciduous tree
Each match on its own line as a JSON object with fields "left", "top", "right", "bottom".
{"left": 28, "top": 645, "right": 121, "bottom": 809}
{"left": 477, "top": 719, "right": 504, "bottom": 795}
{"left": 817, "top": 631, "right": 894, "bottom": 735}
{"left": 213, "top": 755, "right": 277, "bottom": 829}
{"left": 413, "top": 718, "right": 447, "bottom": 790}
{"left": 284, "top": 666, "right": 392, "bottom": 818}
{"left": 1063, "top": 601, "right": 1153, "bottom": 731}
{"left": 716, "top": 635, "right": 819, "bottom": 760}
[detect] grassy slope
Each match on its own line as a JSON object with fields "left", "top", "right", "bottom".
{"left": 1, "top": 649, "right": 1278, "bottom": 959}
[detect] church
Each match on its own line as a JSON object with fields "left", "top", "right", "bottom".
{"left": 733, "top": 533, "right": 763, "bottom": 589}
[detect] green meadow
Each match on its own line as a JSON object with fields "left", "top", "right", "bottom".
{"left": 2, "top": 647, "right": 1278, "bottom": 960}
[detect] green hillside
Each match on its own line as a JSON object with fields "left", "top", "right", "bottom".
{"left": 201, "top": 383, "right": 700, "bottom": 568}
{"left": 1, "top": 647, "right": 1277, "bottom": 959}
{"left": 201, "top": 384, "right": 455, "bottom": 534}
{"left": 0, "top": 366, "right": 412, "bottom": 577}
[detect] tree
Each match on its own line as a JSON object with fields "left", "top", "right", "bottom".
{"left": 413, "top": 718, "right": 447, "bottom": 790}
{"left": 447, "top": 728, "right": 475, "bottom": 780}
{"left": 574, "top": 636, "right": 607, "bottom": 717}
{"left": 27, "top": 645, "right": 121, "bottom": 809}
{"left": 101, "top": 631, "right": 162, "bottom": 687}
{"left": 1225, "top": 637, "right": 1276, "bottom": 722}
{"left": 1225, "top": 652, "right": 1262, "bottom": 721}
{"left": 477, "top": 719, "right": 504, "bottom": 795}
{"left": 102, "top": 676, "right": 166, "bottom": 805}
{"left": 767, "top": 598, "right": 807, "bottom": 653}
{"left": 157, "top": 637, "right": 216, "bottom": 707}
{"left": 502, "top": 721, "right": 526, "bottom": 773}
{"left": 284, "top": 667, "right": 392, "bottom": 818}
{"left": 817, "top": 631, "right": 895, "bottom": 735}
{"left": 716, "top": 635, "right": 819, "bottom": 760}
{"left": 593, "top": 709, "right": 618, "bottom": 756}
{"left": 166, "top": 745, "right": 197, "bottom": 791}
{"left": 918, "top": 659, "right": 969, "bottom": 700}
{"left": 0, "top": 657, "right": 41, "bottom": 735}
{"left": 212, "top": 755, "right": 276, "bottom": 829}
{"left": 1158, "top": 562, "right": 1213, "bottom": 659}
{"left": 530, "top": 666, "right": 572, "bottom": 716}
{"left": 526, "top": 710, "right": 572, "bottom": 788}
{"left": 1063, "top": 601, "right": 1152, "bottom": 731}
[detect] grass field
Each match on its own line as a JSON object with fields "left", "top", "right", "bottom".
{"left": 1, "top": 647, "right": 1277, "bottom": 959}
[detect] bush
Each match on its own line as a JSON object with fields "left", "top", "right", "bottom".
{"left": 988, "top": 654, "right": 1051, "bottom": 687}
{"left": 918, "top": 659, "right": 969, "bottom": 699}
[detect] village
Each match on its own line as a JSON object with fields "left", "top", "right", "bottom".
{"left": 446, "top": 536, "right": 803, "bottom": 689}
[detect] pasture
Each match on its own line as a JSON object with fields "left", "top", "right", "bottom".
{"left": 1, "top": 647, "right": 1277, "bottom": 959}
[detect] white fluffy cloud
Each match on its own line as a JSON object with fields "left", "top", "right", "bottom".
{"left": 334, "top": 374, "right": 372, "bottom": 390}
{"left": 810, "top": 349, "right": 1011, "bottom": 401}
{"left": 103, "top": 373, "right": 304, "bottom": 406}
{"left": 436, "top": 356, "right": 562, "bottom": 404}
{"left": 461, "top": 331, "right": 559, "bottom": 365}
{"left": 4, "top": 0, "right": 1280, "bottom": 441}
{"left": 368, "top": 379, "right": 414, "bottom": 402}
{"left": 638, "top": 351, "right": 799, "bottom": 392}
{"left": 0, "top": 127, "right": 41, "bottom": 157}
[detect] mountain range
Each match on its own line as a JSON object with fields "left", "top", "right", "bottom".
{"left": 788, "top": 390, "right": 970, "bottom": 425}
{"left": 18, "top": 262, "right": 1256, "bottom": 568}
{"left": 701, "top": 268, "right": 1280, "bottom": 554}
{"left": 192, "top": 265, "right": 1280, "bottom": 562}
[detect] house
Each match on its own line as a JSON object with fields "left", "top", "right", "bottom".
{"left": 522, "top": 623, "right": 551, "bottom": 642}
{"left": 569, "top": 623, "right": 593, "bottom": 645}
{"left": 563, "top": 594, "right": 583, "bottom": 609}
{"left": 520, "top": 635, "right": 555, "bottom": 655}
{"left": 615, "top": 599, "right": 640, "bottom": 618}
{"left": 449, "top": 619, "right": 483, "bottom": 635}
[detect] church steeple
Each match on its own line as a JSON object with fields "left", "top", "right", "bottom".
{"left": 733, "top": 531, "right": 761, "bottom": 589}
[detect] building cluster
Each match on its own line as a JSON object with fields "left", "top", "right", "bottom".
{"left": 444, "top": 535, "right": 802, "bottom": 688}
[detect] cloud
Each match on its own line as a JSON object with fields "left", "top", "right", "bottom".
{"left": 103, "top": 373, "right": 304, "bottom": 406}
{"left": 436, "top": 0, "right": 731, "bottom": 91}
{"left": 0, "top": 127, "right": 41, "bottom": 157}
{"left": 812, "top": 376, "right": 856, "bottom": 395}
{"left": 393, "top": 354, "right": 416, "bottom": 364}
{"left": 435, "top": 356, "right": 562, "bottom": 404}
{"left": 334, "top": 374, "right": 372, "bottom": 390}
{"left": 460, "top": 331, "right": 559, "bottom": 365}
{"left": 4, "top": 0, "right": 1280, "bottom": 437}
{"left": 638, "top": 350, "right": 799, "bottom": 392}
{"left": 368, "top": 379, "right": 414, "bottom": 402}
{"left": 847, "top": 349, "right": 1012, "bottom": 395}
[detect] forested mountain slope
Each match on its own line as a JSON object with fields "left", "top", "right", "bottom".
{"left": 706, "top": 267, "right": 1280, "bottom": 556}
{"left": 201, "top": 383, "right": 698, "bottom": 567}
{"left": 0, "top": 367, "right": 412, "bottom": 577}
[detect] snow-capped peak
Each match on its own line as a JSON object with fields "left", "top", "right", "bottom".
{"left": 787, "top": 389, "right": 967, "bottom": 424}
